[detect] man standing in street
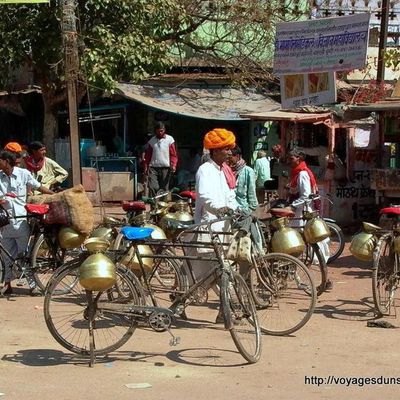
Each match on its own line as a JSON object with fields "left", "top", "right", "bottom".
{"left": 253, "top": 150, "right": 272, "bottom": 204}
{"left": 25, "top": 141, "right": 68, "bottom": 192}
{"left": 229, "top": 145, "right": 258, "bottom": 213}
{"left": 144, "top": 122, "right": 178, "bottom": 196}
{"left": 190, "top": 128, "right": 238, "bottom": 323}
{"left": 0, "top": 151, "right": 54, "bottom": 296}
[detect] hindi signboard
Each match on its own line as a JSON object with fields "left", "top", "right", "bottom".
{"left": 280, "top": 71, "right": 336, "bottom": 109}
{"left": 273, "top": 13, "right": 370, "bottom": 75}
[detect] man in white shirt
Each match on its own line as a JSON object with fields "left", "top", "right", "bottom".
{"left": 188, "top": 128, "right": 238, "bottom": 323}
{"left": 144, "top": 122, "right": 178, "bottom": 196}
{"left": 0, "top": 151, "right": 54, "bottom": 296}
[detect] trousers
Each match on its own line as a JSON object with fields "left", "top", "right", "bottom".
{"left": 148, "top": 167, "right": 171, "bottom": 197}
{"left": 1, "top": 222, "right": 33, "bottom": 285}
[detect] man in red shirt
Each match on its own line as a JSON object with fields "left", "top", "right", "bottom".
{"left": 143, "top": 122, "right": 178, "bottom": 196}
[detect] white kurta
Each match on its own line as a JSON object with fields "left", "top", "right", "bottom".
{"left": 194, "top": 160, "right": 238, "bottom": 231}
{"left": 289, "top": 171, "right": 330, "bottom": 263}
{"left": 184, "top": 160, "right": 238, "bottom": 286}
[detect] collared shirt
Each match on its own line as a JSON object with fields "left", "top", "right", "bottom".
{"left": 32, "top": 157, "right": 68, "bottom": 189}
{"left": 253, "top": 157, "right": 272, "bottom": 188}
{"left": 194, "top": 160, "right": 238, "bottom": 228}
{"left": 0, "top": 167, "right": 41, "bottom": 231}
{"left": 289, "top": 171, "right": 313, "bottom": 227}
{"left": 235, "top": 166, "right": 258, "bottom": 212}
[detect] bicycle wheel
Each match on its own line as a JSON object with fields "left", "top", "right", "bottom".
{"left": 326, "top": 222, "right": 345, "bottom": 264}
{"left": 221, "top": 272, "right": 262, "bottom": 364}
{"left": 250, "top": 253, "right": 316, "bottom": 336}
{"left": 113, "top": 233, "right": 188, "bottom": 308}
{"left": 44, "top": 260, "right": 143, "bottom": 356}
{"left": 372, "top": 234, "right": 396, "bottom": 316}
{"left": 299, "top": 243, "right": 327, "bottom": 296}
{"left": 31, "top": 234, "right": 80, "bottom": 292}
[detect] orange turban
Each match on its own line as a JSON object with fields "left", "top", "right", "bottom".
{"left": 203, "top": 128, "right": 236, "bottom": 150}
{"left": 4, "top": 142, "right": 22, "bottom": 153}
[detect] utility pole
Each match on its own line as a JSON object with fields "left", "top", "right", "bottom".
{"left": 376, "top": 0, "right": 390, "bottom": 83}
{"left": 62, "top": 0, "right": 82, "bottom": 185}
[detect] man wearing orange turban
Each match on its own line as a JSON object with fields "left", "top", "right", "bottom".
{"left": 4, "top": 142, "right": 24, "bottom": 167}
{"left": 4, "top": 142, "right": 22, "bottom": 153}
{"left": 203, "top": 128, "right": 236, "bottom": 150}
{"left": 187, "top": 128, "right": 239, "bottom": 323}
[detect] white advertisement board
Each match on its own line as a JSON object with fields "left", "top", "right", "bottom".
{"left": 274, "top": 13, "right": 370, "bottom": 74}
{"left": 280, "top": 71, "right": 336, "bottom": 109}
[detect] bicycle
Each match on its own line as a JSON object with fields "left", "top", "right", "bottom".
{"left": 238, "top": 213, "right": 317, "bottom": 336}
{"left": 134, "top": 211, "right": 316, "bottom": 338}
{"left": 44, "top": 221, "right": 262, "bottom": 364}
{"left": 372, "top": 206, "right": 400, "bottom": 316}
{"left": 0, "top": 202, "right": 68, "bottom": 295}
{"left": 44, "top": 251, "right": 179, "bottom": 367}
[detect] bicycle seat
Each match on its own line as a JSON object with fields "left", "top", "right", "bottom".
{"left": 120, "top": 226, "right": 154, "bottom": 240}
{"left": 121, "top": 201, "right": 146, "bottom": 212}
{"left": 270, "top": 207, "right": 295, "bottom": 218}
{"left": 25, "top": 203, "right": 50, "bottom": 215}
{"left": 180, "top": 191, "right": 196, "bottom": 201}
{"left": 380, "top": 207, "right": 400, "bottom": 216}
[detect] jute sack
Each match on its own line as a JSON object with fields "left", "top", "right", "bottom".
{"left": 28, "top": 185, "right": 94, "bottom": 235}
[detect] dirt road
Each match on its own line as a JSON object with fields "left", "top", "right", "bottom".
{"left": 1, "top": 243, "right": 400, "bottom": 400}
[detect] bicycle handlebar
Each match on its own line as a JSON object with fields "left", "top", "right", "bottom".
{"left": 142, "top": 191, "right": 169, "bottom": 204}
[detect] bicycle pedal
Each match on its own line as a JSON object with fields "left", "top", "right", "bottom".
{"left": 167, "top": 329, "right": 180, "bottom": 347}
{"left": 169, "top": 336, "right": 181, "bottom": 347}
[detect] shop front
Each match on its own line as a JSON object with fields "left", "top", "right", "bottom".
{"left": 361, "top": 103, "right": 400, "bottom": 206}
{"left": 241, "top": 109, "right": 380, "bottom": 226}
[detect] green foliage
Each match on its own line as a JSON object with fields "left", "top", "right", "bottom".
{"left": 0, "top": 0, "right": 309, "bottom": 94}
{"left": 384, "top": 48, "right": 400, "bottom": 71}
{"left": 0, "top": 0, "right": 188, "bottom": 92}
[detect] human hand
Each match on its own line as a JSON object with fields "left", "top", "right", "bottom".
{"left": 170, "top": 166, "right": 176, "bottom": 173}
{"left": 216, "top": 207, "right": 232, "bottom": 217}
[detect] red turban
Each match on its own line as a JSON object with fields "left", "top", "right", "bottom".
{"left": 203, "top": 128, "right": 236, "bottom": 150}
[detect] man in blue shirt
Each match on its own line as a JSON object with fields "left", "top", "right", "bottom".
{"left": 228, "top": 146, "right": 258, "bottom": 213}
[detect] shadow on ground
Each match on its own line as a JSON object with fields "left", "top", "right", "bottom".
{"left": 314, "top": 296, "right": 379, "bottom": 321}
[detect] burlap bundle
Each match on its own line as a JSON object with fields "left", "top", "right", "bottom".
{"left": 28, "top": 185, "right": 94, "bottom": 235}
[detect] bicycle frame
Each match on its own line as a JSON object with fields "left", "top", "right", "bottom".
{"left": 117, "top": 217, "right": 237, "bottom": 324}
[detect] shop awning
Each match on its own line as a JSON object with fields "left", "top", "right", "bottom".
{"left": 117, "top": 83, "right": 280, "bottom": 120}
{"left": 239, "top": 110, "right": 332, "bottom": 123}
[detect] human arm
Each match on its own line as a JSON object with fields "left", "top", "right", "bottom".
{"left": 253, "top": 159, "right": 260, "bottom": 181}
{"left": 247, "top": 169, "right": 259, "bottom": 210}
{"left": 38, "top": 186, "right": 55, "bottom": 195}
{"left": 290, "top": 171, "right": 312, "bottom": 209}
{"left": 48, "top": 158, "right": 68, "bottom": 186}
{"left": 169, "top": 142, "right": 178, "bottom": 172}
{"left": 143, "top": 144, "right": 153, "bottom": 174}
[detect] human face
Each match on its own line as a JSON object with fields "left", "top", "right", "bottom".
{"left": 0, "top": 158, "right": 11, "bottom": 173}
{"left": 212, "top": 146, "right": 232, "bottom": 166}
{"left": 228, "top": 153, "right": 239, "bottom": 166}
{"left": 33, "top": 147, "right": 46, "bottom": 161}
{"left": 155, "top": 128, "right": 166, "bottom": 138}
{"left": 287, "top": 155, "right": 300, "bottom": 169}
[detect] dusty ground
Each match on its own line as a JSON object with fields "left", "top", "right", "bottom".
{"left": 1, "top": 210, "right": 400, "bottom": 399}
